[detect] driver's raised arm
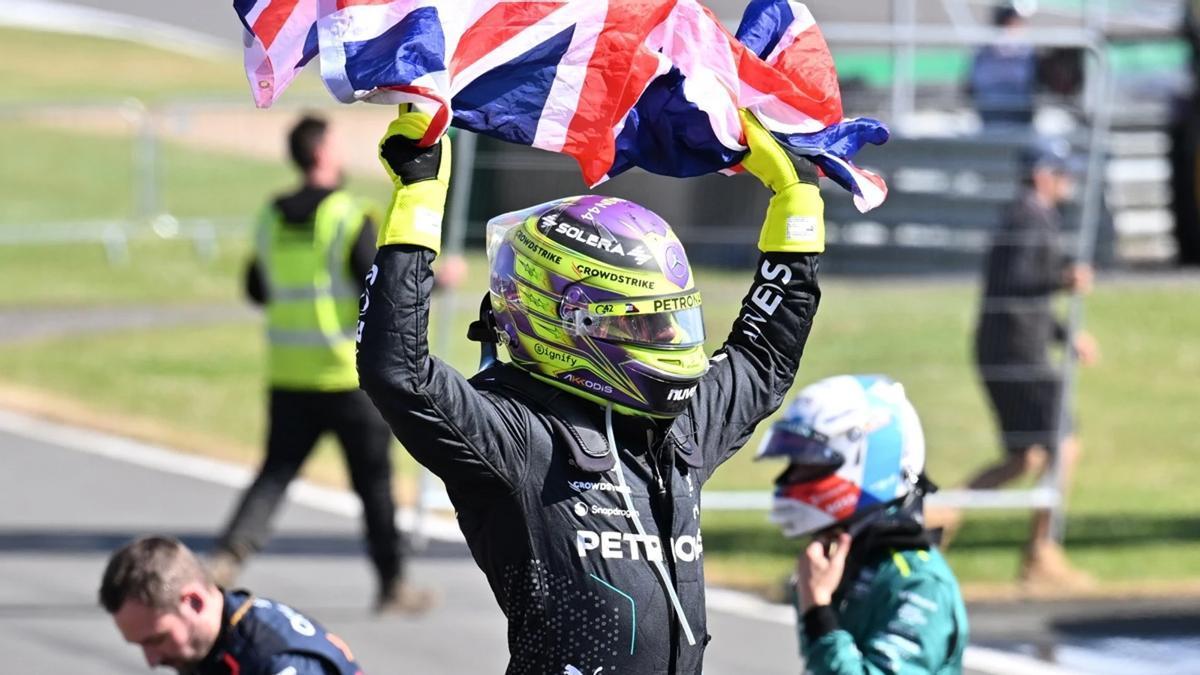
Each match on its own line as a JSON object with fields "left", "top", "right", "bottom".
{"left": 694, "top": 111, "right": 825, "bottom": 474}
{"left": 356, "top": 111, "right": 528, "bottom": 490}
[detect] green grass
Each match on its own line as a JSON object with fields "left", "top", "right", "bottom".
{"left": 696, "top": 280, "right": 1200, "bottom": 589}
{"left": 0, "top": 120, "right": 392, "bottom": 229}
{"left": 0, "top": 270, "right": 1196, "bottom": 589}
{"left": 0, "top": 27, "right": 325, "bottom": 104}
{"left": 0, "top": 120, "right": 392, "bottom": 307}
{"left": 0, "top": 239, "right": 248, "bottom": 307}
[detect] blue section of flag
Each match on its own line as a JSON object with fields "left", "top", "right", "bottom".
{"left": 609, "top": 68, "right": 743, "bottom": 179}
{"left": 735, "top": 0, "right": 796, "bottom": 60}
{"left": 451, "top": 25, "right": 576, "bottom": 146}
{"left": 233, "top": 0, "right": 257, "bottom": 33}
{"left": 298, "top": 23, "right": 319, "bottom": 69}
{"left": 771, "top": 120, "right": 890, "bottom": 199}
{"left": 771, "top": 120, "right": 891, "bottom": 160}
{"left": 343, "top": 7, "right": 446, "bottom": 92}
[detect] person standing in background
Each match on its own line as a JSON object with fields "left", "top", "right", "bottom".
{"left": 969, "top": 3, "right": 1038, "bottom": 129}
{"left": 961, "top": 139, "right": 1099, "bottom": 587}
{"left": 209, "top": 115, "right": 437, "bottom": 613}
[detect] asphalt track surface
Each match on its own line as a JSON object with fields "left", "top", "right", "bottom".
{"left": 0, "top": 412, "right": 806, "bottom": 674}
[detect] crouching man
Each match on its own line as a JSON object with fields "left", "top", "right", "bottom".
{"left": 100, "top": 536, "right": 364, "bottom": 674}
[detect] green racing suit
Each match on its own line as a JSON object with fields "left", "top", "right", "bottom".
{"left": 799, "top": 544, "right": 968, "bottom": 675}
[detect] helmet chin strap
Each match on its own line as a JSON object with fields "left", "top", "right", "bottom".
{"left": 605, "top": 404, "right": 697, "bottom": 647}
{"left": 466, "top": 293, "right": 500, "bottom": 372}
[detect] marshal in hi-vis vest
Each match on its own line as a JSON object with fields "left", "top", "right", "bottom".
{"left": 257, "top": 191, "right": 366, "bottom": 391}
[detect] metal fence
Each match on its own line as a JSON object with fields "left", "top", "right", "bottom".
{"left": 0, "top": 98, "right": 399, "bottom": 263}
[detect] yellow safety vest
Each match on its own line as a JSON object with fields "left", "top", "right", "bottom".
{"left": 256, "top": 190, "right": 367, "bottom": 391}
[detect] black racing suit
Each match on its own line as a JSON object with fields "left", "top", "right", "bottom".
{"left": 357, "top": 244, "right": 820, "bottom": 674}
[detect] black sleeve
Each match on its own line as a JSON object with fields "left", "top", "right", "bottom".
{"left": 985, "top": 211, "right": 1068, "bottom": 298}
{"left": 692, "top": 253, "right": 821, "bottom": 476}
{"left": 245, "top": 259, "right": 267, "bottom": 306}
{"left": 356, "top": 245, "right": 529, "bottom": 489}
{"left": 349, "top": 216, "right": 379, "bottom": 292}
{"left": 1053, "top": 319, "right": 1069, "bottom": 343}
{"left": 803, "top": 605, "right": 840, "bottom": 642}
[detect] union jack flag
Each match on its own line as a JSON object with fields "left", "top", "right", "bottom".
{"left": 235, "top": 0, "right": 889, "bottom": 211}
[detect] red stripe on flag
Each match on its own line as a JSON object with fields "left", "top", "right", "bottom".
{"left": 451, "top": 2, "right": 567, "bottom": 75}
{"left": 563, "top": 0, "right": 679, "bottom": 185}
{"left": 251, "top": 0, "right": 301, "bottom": 51}
{"left": 378, "top": 84, "right": 452, "bottom": 146}
{"left": 767, "top": 25, "right": 843, "bottom": 124}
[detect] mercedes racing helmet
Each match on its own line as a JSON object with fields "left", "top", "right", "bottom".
{"left": 485, "top": 196, "right": 708, "bottom": 418}
{"left": 756, "top": 375, "right": 928, "bottom": 538}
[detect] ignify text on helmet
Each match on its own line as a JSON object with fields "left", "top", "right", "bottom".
{"left": 533, "top": 342, "right": 579, "bottom": 367}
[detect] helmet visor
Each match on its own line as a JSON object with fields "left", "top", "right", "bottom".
{"left": 760, "top": 422, "right": 845, "bottom": 484}
{"left": 575, "top": 292, "right": 705, "bottom": 349}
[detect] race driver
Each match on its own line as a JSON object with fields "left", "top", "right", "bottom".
{"left": 356, "top": 106, "right": 825, "bottom": 673}
{"left": 757, "top": 376, "right": 969, "bottom": 674}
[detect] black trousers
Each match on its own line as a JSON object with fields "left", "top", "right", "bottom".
{"left": 217, "top": 388, "right": 402, "bottom": 586}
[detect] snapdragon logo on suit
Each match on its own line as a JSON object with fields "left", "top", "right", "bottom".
{"left": 572, "top": 502, "right": 640, "bottom": 519}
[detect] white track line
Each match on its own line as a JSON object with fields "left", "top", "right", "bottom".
{"left": 0, "top": 408, "right": 464, "bottom": 543}
{"left": 3, "top": 0, "right": 233, "bottom": 60}
{"left": 0, "top": 407, "right": 1080, "bottom": 673}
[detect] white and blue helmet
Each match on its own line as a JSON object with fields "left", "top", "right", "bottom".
{"left": 755, "top": 375, "right": 927, "bottom": 539}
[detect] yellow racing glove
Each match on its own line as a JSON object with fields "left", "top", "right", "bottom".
{"left": 739, "top": 109, "right": 825, "bottom": 254}
{"left": 377, "top": 107, "right": 452, "bottom": 254}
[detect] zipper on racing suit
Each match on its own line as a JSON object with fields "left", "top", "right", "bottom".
{"left": 608, "top": 409, "right": 697, "bottom": 667}
{"left": 647, "top": 428, "right": 682, "bottom": 672}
